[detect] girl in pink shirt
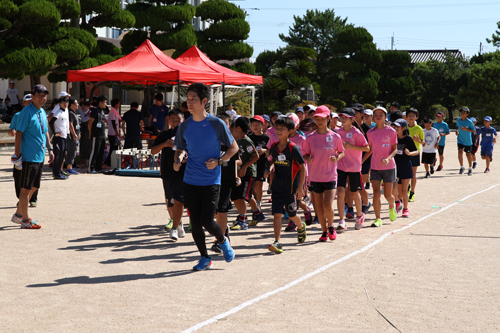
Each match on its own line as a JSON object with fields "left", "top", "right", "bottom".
{"left": 303, "top": 106, "right": 345, "bottom": 242}
{"left": 336, "top": 108, "right": 370, "bottom": 230}
{"left": 365, "top": 107, "right": 398, "bottom": 227}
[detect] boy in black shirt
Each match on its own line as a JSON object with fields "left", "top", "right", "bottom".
{"left": 88, "top": 95, "right": 107, "bottom": 173}
{"left": 122, "top": 102, "right": 145, "bottom": 149}
{"left": 151, "top": 109, "right": 186, "bottom": 241}
{"left": 266, "top": 117, "right": 307, "bottom": 253}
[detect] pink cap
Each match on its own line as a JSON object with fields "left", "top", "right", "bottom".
{"left": 287, "top": 113, "right": 300, "bottom": 127}
{"left": 251, "top": 115, "right": 265, "bottom": 124}
{"left": 314, "top": 105, "right": 330, "bottom": 118}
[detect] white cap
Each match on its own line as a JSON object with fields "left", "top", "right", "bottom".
{"left": 373, "top": 106, "right": 388, "bottom": 115}
{"left": 59, "top": 91, "right": 70, "bottom": 98}
{"left": 364, "top": 109, "right": 373, "bottom": 116}
{"left": 331, "top": 112, "right": 338, "bottom": 118}
{"left": 23, "top": 94, "right": 32, "bottom": 101}
{"left": 307, "top": 104, "right": 317, "bottom": 111}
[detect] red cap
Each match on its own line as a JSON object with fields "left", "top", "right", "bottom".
{"left": 314, "top": 105, "right": 331, "bottom": 118}
{"left": 251, "top": 115, "right": 265, "bottom": 124}
{"left": 435, "top": 112, "right": 444, "bottom": 117}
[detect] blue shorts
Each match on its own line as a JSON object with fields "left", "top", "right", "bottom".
{"left": 481, "top": 148, "right": 493, "bottom": 160}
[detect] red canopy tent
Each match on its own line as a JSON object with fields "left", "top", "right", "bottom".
{"left": 175, "top": 45, "right": 263, "bottom": 85}
{"left": 66, "top": 40, "right": 223, "bottom": 85}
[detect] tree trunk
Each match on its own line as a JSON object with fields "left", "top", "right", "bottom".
{"left": 30, "top": 75, "right": 41, "bottom": 88}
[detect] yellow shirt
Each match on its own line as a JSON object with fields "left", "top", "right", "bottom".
{"left": 408, "top": 124, "right": 424, "bottom": 151}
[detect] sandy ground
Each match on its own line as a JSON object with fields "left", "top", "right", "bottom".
{"left": 1, "top": 135, "right": 499, "bottom": 333}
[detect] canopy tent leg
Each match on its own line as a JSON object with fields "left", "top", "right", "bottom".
{"left": 222, "top": 82, "right": 226, "bottom": 113}
{"left": 251, "top": 86, "right": 255, "bottom": 116}
{"left": 261, "top": 84, "right": 265, "bottom": 114}
{"left": 177, "top": 80, "right": 181, "bottom": 107}
{"left": 171, "top": 85, "right": 175, "bottom": 110}
{"left": 209, "top": 85, "right": 213, "bottom": 115}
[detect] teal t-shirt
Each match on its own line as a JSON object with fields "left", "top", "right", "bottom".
{"left": 15, "top": 103, "right": 48, "bottom": 163}
{"left": 456, "top": 118, "right": 475, "bottom": 146}
{"left": 432, "top": 121, "right": 450, "bottom": 146}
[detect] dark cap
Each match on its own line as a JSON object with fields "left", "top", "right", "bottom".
{"left": 393, "top": 118, "right": 408, "bottom": 128}
{"left": 295, "top": 106, "right": 304, "bottom": 113}
{"left": 262, "top": 114, "right": 270, "bottom": 123}
{"left": 352, "top": 103, "right": 364, "bottom": 112}
{"left": 391, "top": 101, "right": 400, "bottom": 108}
{"left": 32, "top": 84, "right": 49, "bottom": 95}
{"left": 272, "top": 111, "right": 282, "bottom": 117}
{"left": 340, "top": 107, "right": 355, "bottom": 118}
{"left": 459, "top": 107, "right": 470, "bottom": 113}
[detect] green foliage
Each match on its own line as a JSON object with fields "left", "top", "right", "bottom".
{"left": 0, "top": 0, "right": 19, "bottom": 17}
{"left": 88, "top": 9, "right": 135, "bottom": 29}
{"left": 92, "top": 40, "right": 121, "bottom": 57}
{"left": 19, "top": 0, "right": 61, "bottom": 27}
{"left": 255, "top": 50, "right": 279, "bottom": 76}
{"left": 80, "top": 0, "right": 120, "bottom": 15}
{"left": 152, "top": 3, "right": 195, "bottom": 23}
{"left": 376, "top": 50, "right": 414, "bottom": 105}
{"left": 196, "top": 0, "right": 245, "bottom": 22}
{"left": 282, "top": 90, "right": 301, "bottom": 109}
{"left": 263, "top": 77, "right": 288, "bottom": 98}
{"left": 51, "top": 0, "right": 80, "bottom": 19}
{"left": 204, "top": 18, "right": 249, "bottom": 40}
{"left": 52, "top": 37, "right": 88, "bottom": 60}
{"left": 120, "top": 30, "right": 148, "bottom": 55}
{"left": 231, "top": 61, "right": 255, "bottom": 75}
{"left": 326, "top": 98, "right": 346, "bottom": 111}
{"left": 0, "top": 47, "right": 57, "bottom": 79}
{"left": 486, "top": 21, "right": 500, "bottom": 48}
{"left": 126, "top": 2, "right": 151, "bottom": 29}
{"left": 200, "top": 40, "right": 253, "bottom": 61}
{"left": 151, "top": 24, "right": 197, "bottom": 51}
{"left": 95, "top": 54, "right": 116, "bottom": 65}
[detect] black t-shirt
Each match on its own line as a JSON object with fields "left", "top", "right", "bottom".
{"left": 68, "top": 110, "right": 80, "bottom": 140}
{"left": 90, "top": 106, "right": 106, "bottom": 138}
{"left": 269, "top": 141, "right": 304, "bottom": 194}
{"left": 248, "top": 132, "right": 270, "bottom": 173}
{"left": 153, "top": 127, "right": 185, "bottom": 180}
{"left": 122, "top": 109, "right": 144, "bottom": 138}
{"left": 220, "top": 144, "right": 239, "bottom": 187}
{"left": 395, "top": 135, "right": 418, "bottom": 163}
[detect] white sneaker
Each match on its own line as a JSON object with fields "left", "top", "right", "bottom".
{"left": 178, "top": 222, "right": 185, "bottom": 238}
{"left": 11, "top": 214, "right": 22, "bottom": 224}
{"left": 170, "top": 228, "right": 178, "bottom": 241}
{"left": 336, "top": 220, "right": 347, "bottom": 230}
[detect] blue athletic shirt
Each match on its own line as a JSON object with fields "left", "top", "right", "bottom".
{"left": 15, "top": 103, "right": 48, "bottom": 163}
{"left": 175, "top": 113, "right": 234, "bottom": 186}
{"left": 479, "top": 126, "right": 497, "bottom": 149}
{"left": 432, "top": 121, "right": 450, "bottom": 146}
{"left": 456, "top": 118, "right": 475, "bottom": 146}
{"left": 9, "top": 112, "right": 19, "bottom": 130}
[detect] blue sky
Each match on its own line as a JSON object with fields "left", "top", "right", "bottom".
{"left": 235, "top": 0, "right": 500, "bottom": 61}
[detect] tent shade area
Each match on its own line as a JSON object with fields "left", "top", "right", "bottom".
{"left": 176, "top": 46, "right": 263, "bottom": 85}
{"left": 66, "top": 40, "right": 224, "bottom": 85}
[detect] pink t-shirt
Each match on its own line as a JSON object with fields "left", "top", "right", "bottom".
{"left": 303, "top": 130, "right": 345, "bottom": 182}
{"left": 337, "top": 126, "right": 368, "bottom": 172}
{"left": 107, "top": 107, "right": 122, "bottom": 136}
{"left": 367, "top": 126, "right": 398, "bottom": 170}
{"left": 266, "top": 127, "right": 278, "bottom": 149}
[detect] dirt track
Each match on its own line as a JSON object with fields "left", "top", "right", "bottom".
{"left": 1, "top": 135, "right": 499, "bottom": 333}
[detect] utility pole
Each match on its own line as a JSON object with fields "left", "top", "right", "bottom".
{"left": 479, "top": 42, "right": 483, "bottom": 55}
{"left": 391, "top": 33, "right": 394, "bottom": 50}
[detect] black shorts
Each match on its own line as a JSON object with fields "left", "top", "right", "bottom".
{"left": 310, "top": 181, "right": 336, "bottom": 193}
{"left": 471, "top": 144, "right": 479, "bottom": 154}
{"left": 217, "top": 184, "right": 232, "bottom": 213}
{"left": 337, "top": 170, "right": 363, "bottom": 192}
{"left": 162, "top": 177, "right": 184, "bottom": 207}
{"left": 271, "top": 192, "right": 299, "bottom": 217}
{"left": 254, "top": 171, "right": 266, "bottom": 182}
{"left": 124, "top": 136, "right": 143, "bottom": 149}
{"left": 457, "top": 143, "right": 471, "bottom": 153}
{"left": 438, "top": 145, "right": 445, "bottom": 156}
{"left": 361, "top": 155, "right": 371, "bottom": 175}
{"left": 20, "top": 161, "right": 43, "bottom": 190}
{"left": 410, "top": 152, "right": 420, "bottom": 167}
{"left": 396, "top": 160, "right": 413, "bottom": 183}
{"left": 421, "top": 152, "right": 436, "bottom": 165}
{"left": 231, "top": 176, "right": 255, "bottom": 202}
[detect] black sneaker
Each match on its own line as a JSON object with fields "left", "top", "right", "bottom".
{"left": 472, "top": 161, "right": 477, "bottom": 169}
{"left": 430, "top": 165, "right": 434, "bottom": 174}
{"left": 468, "top": 168, "right": 473, "bottom": 176}
{"left": 210, "top": 241, "right": 222, "bottom": 254}
{"left": 425, "top": 172, "right": 430, "bottom": 178}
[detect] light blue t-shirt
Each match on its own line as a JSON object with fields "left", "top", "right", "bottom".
{"left": 15, "top": 103, "right": 48, "bottom": 163}
{"left": 456, "top": 118, "right": 475, "bottom": 146}
{"left": 432, "top": 121, "right": 450, "bottom": 146}
{"left": 9, "top": 112, "right": 19, "bottom": 130}
{"left": 175, "top": 113, "right": 234, "bottom": 186}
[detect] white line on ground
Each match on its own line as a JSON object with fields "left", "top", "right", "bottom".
{"left": 181, "top": 182, "right": 500, "bottom": 333}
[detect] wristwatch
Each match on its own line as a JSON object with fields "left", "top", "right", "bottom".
{"left": 218, "top": 158, "right": 223, "bottom": 166}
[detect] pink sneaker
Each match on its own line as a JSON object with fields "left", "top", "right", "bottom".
{"left": 328, "top": 227, "right": 337, "bottom": 240}
{"left": 402, "top": 209, "right": 409, "bottom": 218}
{"left": 355, "top": 213, "right": 365, "bottom": 230}
{"left": 395, "top": 201, "right": 402, "bottom": 212}
{"left": 319, "top": 232, "right": 328, "bottom": 242}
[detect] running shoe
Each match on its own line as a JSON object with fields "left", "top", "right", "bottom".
{"left": 336, "top": 220, "right": 347, "bottom": 231}
{"left": 231, "top": 217, "right": 240, "bottom": 227}
{"left": 328, "top": 226, "right": 337, "bottom": 240}
{"left": 178, "top": 222, "right": 185, "bottom": 238}
{"left": 90, "top": 170, "right": 98, "bottom": 174}
{"left": 459, "top": 166, "right": 465, "bottom": 174}
{"left": 52, "top": 174, "right": 68, "bottom": 180}
{"left": 230, "top": 221, "right": 248, "bottom": 230}
{"left": 355, "top": 213, "right": 365, "bottom": 230}
{"left": 473, "top": 161, "right": 477, "bottom": 169}
{"left": 409, "top": 192, "right": 415, "bottom": 202}
{"left": 436, "top": 165, "right": 443, "bottom": 171}
{"left": 389, "top": 208, "right": 397, "bottom": 222}
{"left": 424, "top": 172, "right": 430, "bottom": 178}
{"left": 304, "top": 210, "right": 313, "bottom": 226}
{"left": 344, "top": 203, "right": 348, "bottom": 216}
{"left": 164, "top": 218, "right": 173, "bottom": 230}
{"left": 319, "top": 232, "right": 329, "bottom": 242}
{"left": 29, "top": 201, "right": 37, "bottom": 208}
{"left": 211, "top": 241, "right": 222, "bottom": 254}
{"left": 284, "top": 221, "right": 296, "bottom": 232}
{"left": 268, "top": 241, "right": 283, "bottom": 254}
{"left": 365, "top": 182, "right": 370, "bottom": 190}
{"left": 21, "top": 218, "right": 41, "bottom": 229}
{"left": 346, "top": 208, "right": 355, "bottom": 219}
{"left": 61, "top": 170, "right": 69, "bottom": 177}
{"left": 170, "top": 228, "right": 178, "bottom": 241}
{"left": 395, "top": 201, "right": 401, "bottom": 213}
{"left": 468, "top": 168, "right": 473, "bottom": 176}
{"left": 430, "top": 165, "right": 435, "bottom": 174}
{"left": 193, "top": 256, "right": 212, "bottom": 271}
{"left": 188, "top": 221, "right": 192, "bottom": 231}
{"left": 362, "top": 202, "right": 372, "bottom": 215}
{"left": 313, "top": 216, "right": 319, "bottom": 224}
{"left": 219, "top": 236, "right": 235, "bottom": 262}
{"left": 485, "top": 168, "right": 490, "bottom": 173}
{"left": 249, "top": 212, "right": 266, "bottom": 226}
{"left": 297, "top": 224, "right": 307, "bottom": 243}
{"left": 402, "top": 209, "right": 410, "bottom": 218}
{"left": 11, "top": 213, "right": 22, "bottom": 224}
{"left": 67, "top": 169, "right": 80, "bottom": 175}
{"left": 371, "top": 218, "right": 383, "bottom": 227}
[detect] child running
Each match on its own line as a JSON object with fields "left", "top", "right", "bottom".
{"left": 470, "top": 117, "right": 480, "bottom": 169}
{"left": 336, "top": 108, "right": 370, "bottom": 230}
{"left": 303, "top": 105, "right": 345, "bottom": 241}
{"left": 266, "top": 116, "right": 307, "bottom": 253}
{"left": 406, "top": 108, "right": 424, "bottom": 202}
{"left": 393, "top": 119, "right": 418, "bottom": 217}
{"left": 455, "top": 107, "right": 476, "bottom": 176}
{"left": 366, "top": 107, "right": 398, "bottom": 227}
{"left": 422, "top": 118, "right": 440, "bottom": 178}
{"left": 479, "top": 116, "right": 497, "bottom": 173}
{"left": 432, "top": 112, "right": 450, "bottom": 171}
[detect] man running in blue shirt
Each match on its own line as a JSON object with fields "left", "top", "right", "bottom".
{"left": 174, "top": 83, "right": 238, "bottom": 271}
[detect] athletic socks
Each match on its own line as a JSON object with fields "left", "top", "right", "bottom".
{"left": 238, "top": 214, "right": 247, "bottom": 222}
{"left": 253, "top": 209, "right": 261, "bottom": 216}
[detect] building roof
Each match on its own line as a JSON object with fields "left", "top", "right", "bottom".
{"left": 399, "top": 49, "right": 463, "bottom": 63}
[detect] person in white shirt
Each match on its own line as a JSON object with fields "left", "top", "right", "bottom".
{"left": 49, "top": 96, "right": 71, "bottom": 179}
{"left": 6, "top": 81, "right": 21, "bottom": 111}
{"left": 421, "top": 118, "right": 441, "bottom": 178}
{"left": 105, "top": 98, "right": 122, "bottom": 166}
{"left": 225, "top": 103, "right": 237, "bottom": 120}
